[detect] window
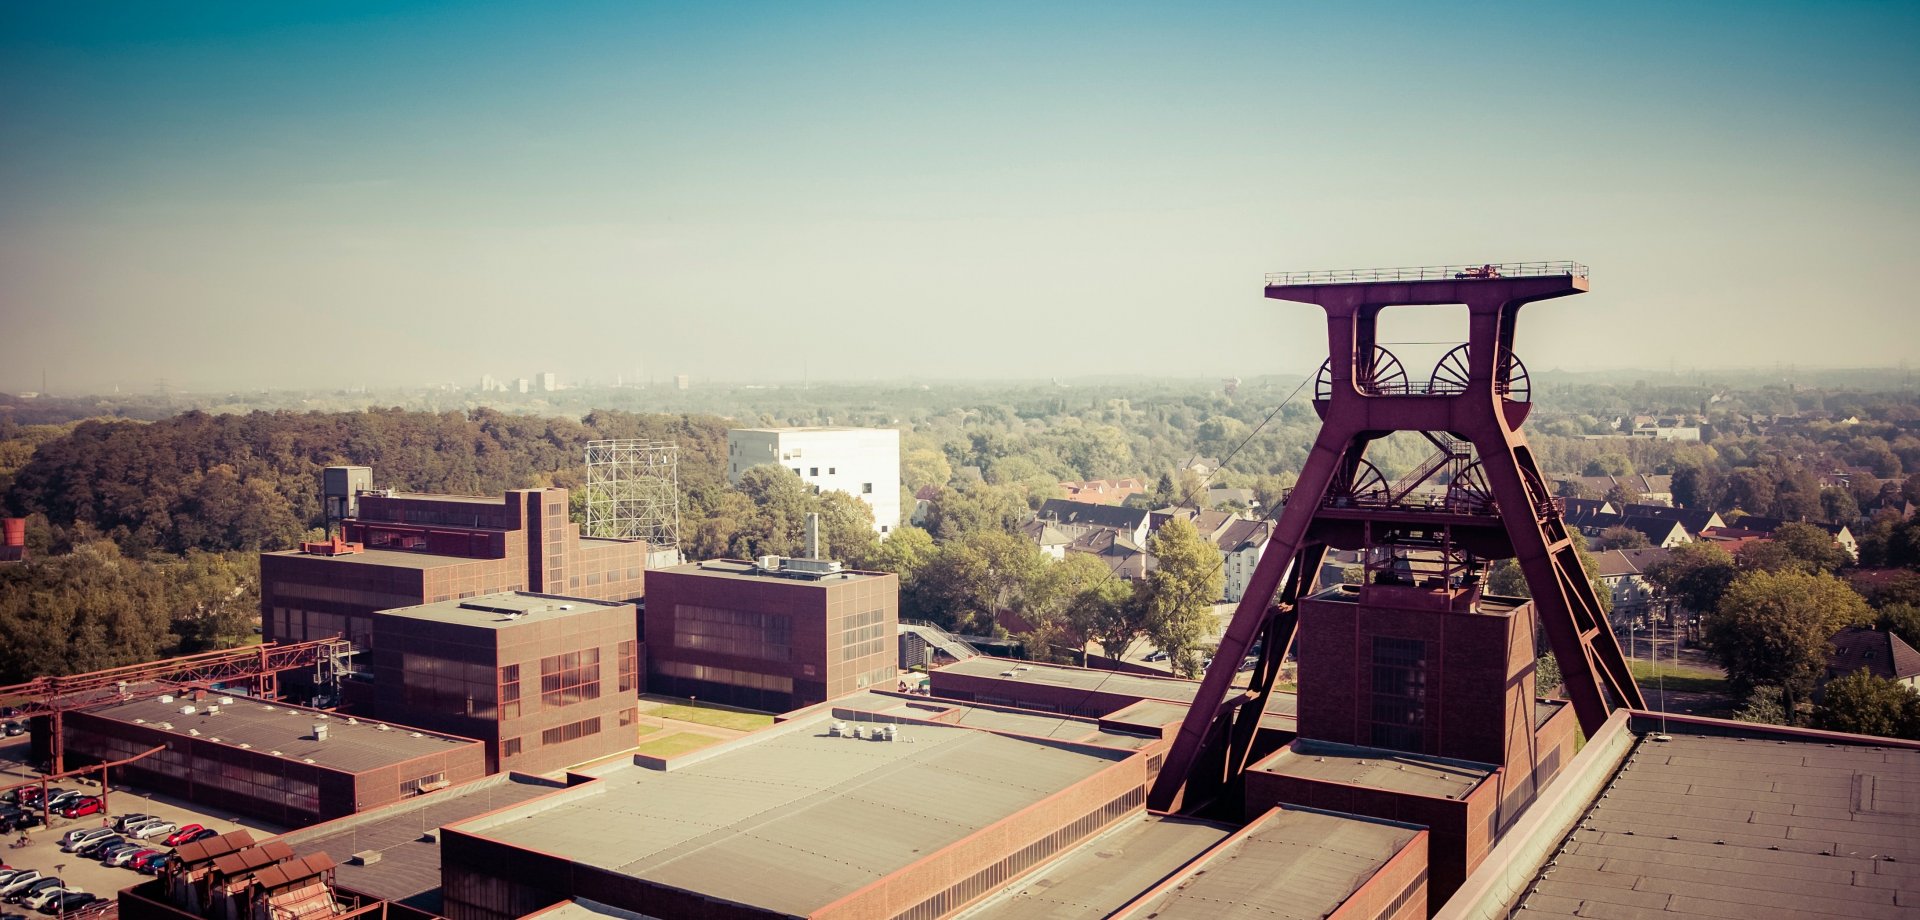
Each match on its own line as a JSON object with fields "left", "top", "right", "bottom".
{"left": 862, "top": 482, "right": 873, "bottom": 494}
{"left": 829, "top": 467, "right": 836, "bottom": 474}
{"left": 502, "top": 737, "right": 522, "bottom": 759}
{"left": 499, "top": 665, "right": 522, "bottom": 719}
{"left": 673, "top": 604, "right": 792, "bottom": 661}
{"left": 881, "top": 525, "right": 889, "bottom": 533}
{"left": 540, "top": 649, "right": 602, "bottom": 707}
{"left": 793, "top": 468, "right": 802, "bottom": 476}
{"left": 619, "top": 707, "right": 637, "bottom": 727}
{"left": 810, "top": 467, "right": 819, "bottom": 476}
{"left": 542, "top": 717, "right": 602, "bottom": 746}
{"left": 618, "top": 640, "right": 638, "bottom": 693}
{"left": 839, "top": 608, "right": 890, "bottom": 662}
{"left": 1369, "top": 637, "right": 1427, "bottom": 751}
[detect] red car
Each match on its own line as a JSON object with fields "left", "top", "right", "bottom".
{"left": 163, "top": 824, "right": 205, "bottom": 847}
{"left": 58, "top": 796, "right": 101, "bottom": 818}
{"left": 128, "top": 850, "right": 168, "bottom": 871}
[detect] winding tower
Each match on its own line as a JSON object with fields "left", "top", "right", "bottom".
{"left": 1149, "top": 261, "right": 1646, "bottom": 812}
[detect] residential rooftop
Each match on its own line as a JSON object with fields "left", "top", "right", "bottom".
{"left": 376, "top": 592, "right": 628, "bottom": 630}
{"left": 1123, "top": 806, "right": 1424, "bottom": 920}
{"left": 449, "top": 716, "right": 1131, "bottom": 916}
{"left": 280, "top": 773, "right": 569, "bottom": 912}
{"left": 956, "top": 814, "right": 1234, "bottom": 920}
{"left": 1517, "top": 731, "right": 1920, "bottom": 920}
{"left": 83, "top": 695, "right": 478, "bottom": 772}
{"left": 1254, "top": 739, "right": 1492, "bottom": 800}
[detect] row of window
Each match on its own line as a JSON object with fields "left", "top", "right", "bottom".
{"left": 1369, "top": 636, "right": 1428, "bottom": 751}
{"left": 674, "top": 604, "right": 793, "bottom": 662}
{"left": 542, "top": 717, "right": 602, "bottom": 746}
{"left": 540, "top": 649, "right": 602, "bottom": 707}
{"left": 654, "top": 660, "right": 795, "bottom": 693}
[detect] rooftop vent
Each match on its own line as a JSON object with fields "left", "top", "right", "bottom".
{"left": 346, "top": 718, "right": 358, "bottom": 725}
{"left": 218, "top": 697, "right": 233, "bottom": 705}
{"left": 313, "top": 723, "right": 329, "bottom": 742}
{"left": 351, "top": 851, "right": 382, "bottom": 866}
{"left": 239, "top": 743, "right": 251, "bottom": 749}
{"left": 377, "top": 724, "right": 391, "bottom": 732}
{"left": 187, "top": 729, "right": 199, "bottom": 736}
{"left": 132, "top": 719, "right": 146, "bottom": 725}
{"left": 180, "top": 705, "right": 196, "bottom": 715}
{"left": 409, "top": 732, "right": 423, "bottom": 738}
{"left": 270, "top": 750, "right": 283, "bottom": 757}
{"left": 158, "top": 695, "right": 175, "bottom": 704}
{"left": 206, "top": 706, "right": 220, "bottom": 716}
{"left": 159, "top": 722, "right": 173, "bottom": 730}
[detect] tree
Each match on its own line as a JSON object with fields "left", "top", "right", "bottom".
{"left": 1644, "top": 541, "right": 1737, "bottom": 615}
{"left": 901, "top": 447, "right": 953, "bottom": 493}
{"left": 1737, "top": 522, "right": 1849, "bottom": 575}
{"left": 1596, "top": 525, "right": 1652, "bottom": 550}
{"left": 1140, "top": 518, "right": 1224, "bottom": 677}
{"left": 1486, "top": 558, "right": 1530, "bottom": 597}
{"left": 1535, "top": 653, "right": 1562, "bottom": 695}
{"left": 868, "top": 525, "right": 935, "bottom": 581}
{"left": 813, "top": 490, "right": 879, "bottom": 566}
{"left": 1814, "top": 671, "right": 1920, "bottom": 740}
{"left": 1584, "top": 454, "right": 1634, "bottom": 477}
{"left": 903, "top": 531, "right": 1048, "bottom": 635}
{"left": 1733, "top": 686, "right": 1788, "bottom": 726}
{"left": 1604, "top": 482, "right": 1644, "bottom": 507}
{"left": 1672, "top": 464, "right": 1724, "bottom": 511}
{"left": 1876, "top": 603, "right": 1920, "bottom": 652}
{"left": 922, "top": 482, "right": 1028, "bottom": 542}
{"left": 1706, "top": 570, "right": 1872, "bottom": 710}
{"left": 1073, "top": 573, "right": 1144, "bottom": 662}
{"left": 1725, "top": 468, "right": 1777, "bottom": 514}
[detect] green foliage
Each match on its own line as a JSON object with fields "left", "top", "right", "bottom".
{"left": 1644, "top": 541, "right": 1737, "bottom": 614}
{"left": 1486, "top": 558, "right": 1530, "bottom": 597}
{"left": 1584, "top": 454, "right": 1634, "bottom": 477}
{"left": 921, "top": 482, "right": 1029, "bottom": 542}
{"left": 1875, "top": 603, "right": 1920, "bottom": 651}
{"left": 1736, "top": 522, "right": 1849, "bottom": 575}
{"left": 1707, "top": 570, "right": 1872, "bottom": 705}
{"left": 1732, "top": 686, "right": 1788, "bottom": 726}
{"left": 1535, "top": 653, "right": 1562, "bottom": 695}
{"left": 1596, "top": 525, "right": 1652, "bottom": 550}
{"left": 1140, "top": 518, "right": 1224, "bottom": 677}
{"left": 903, "top": 530, "right": 1048, "bottom": 635}
{"left": 1814, "top": 671, "right": 1920, "bottom": 740}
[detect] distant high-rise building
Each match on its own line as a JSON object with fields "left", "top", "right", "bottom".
{"left": 538, "top": 371, "right": 557, "bottom": 392}
{"left": 675, "top": 373, "right": 690, "bottom": 391}
{"left": 480, "top": 374, "right": 497, "bottom": 392}
{"left": 515, "top": 378, "right": 530, "bottom": 394}
{"left": 727, "top": 427, "right": 902, "bottom": 535}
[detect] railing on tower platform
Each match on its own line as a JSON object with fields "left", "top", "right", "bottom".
{"left": 1265, "top": 261, "right": 1589, "bottom": 286}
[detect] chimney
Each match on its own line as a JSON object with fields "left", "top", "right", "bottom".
{"left": 805, "top": 512, "right": 821, "bottom": 561}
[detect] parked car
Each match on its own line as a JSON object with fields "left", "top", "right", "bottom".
{"left": 105, "top": 846, "right": 152, "bottom": 868}
{"left": 19, "top": 886, "right": 70, "bottom": 912}
{"left": 137, "top": 855, "right": 173, "bottom": 876}
{"left": 119, "top": 817, "right": 161, "bottom": 837}
{"left": 177, "top": 827, "right": 218, "bottom": 845}
{"left": 96, "top": 841, "right": 143, "bottom": 863}
{"left": 0, "top": 722, "right": 20, "bottom": 737}
{"left": 163, "top": 824, "right": 204, "bottom": 847}
{"left": 0, "top": 872, "right": 38, "bottom": 897}
{"left": 7, "top": 878, "right": 61, "bottom": 905}
{"left": 59, "top": 827, "right": 110, "bottom": 850}
{"left": 39, "top": 792, "right": 80, "bottom": 811}
{"left": 1143, "top": 649, "right": 1169, "bottom": 661}
{"left": 128, "top": 820, "right": 175, "bottom": 841}
{"left": 71, "top": 835, "right": 121, "bottom": 858}
{"left": 56, "top": 797, "right": 100, "bottom": 819}
{"left": 111, "top": 814, "right": 155, "bottom": 834}
{"left": 127, "top": 850, "right": 166, "bottom": 871}
{"left": 0, "top": 872, "right": 21, "bottom": 889}
{"left": 44, "top": 891, "right": 94, "bottom": 915}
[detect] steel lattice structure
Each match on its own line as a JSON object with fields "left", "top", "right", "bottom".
{"left": 1148, "top": 262, "right": 1645, "bottom": 813}
{"left": 584, "top": 438, "right": 681, "bottom": 553}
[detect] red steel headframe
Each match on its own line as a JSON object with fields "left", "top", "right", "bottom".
{"left": 1147, "top": 265, "right": 1645, "bottom": 813}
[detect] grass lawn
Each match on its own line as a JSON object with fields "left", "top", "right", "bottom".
{"left": 1627, "top": 658, "right": 1727, "bottom": 695}
{"left": 634, "top": 723, "right": 662, "bottom": 738}
{"left": 638, "top": 697, "right": 775, "bottom": 732}
{"left": 633, "top": 731, "right": 722, "bottom": 759}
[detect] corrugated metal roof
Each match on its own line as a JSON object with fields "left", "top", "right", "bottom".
{"left": 1125, "top": 808, "right": 1420, "bottom": 920}
{"left": 1518, "top": 732, "right": 1920, "bottom": 920}
{"left": 456, "top": 718, "right": 1127, "bottom": 916}
{"left": 958, "top": 814, "right": 1234, "bottom": 920}
{"left": 85, "top": 696, "right": 476, "bottom": 773}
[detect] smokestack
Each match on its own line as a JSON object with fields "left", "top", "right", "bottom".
{"left": 805, "top": 512, "right": 821, "bottom": 561}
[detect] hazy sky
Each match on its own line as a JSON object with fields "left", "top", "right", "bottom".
{"left": 3, "top": 1, "right": 1917, "bottom": 393}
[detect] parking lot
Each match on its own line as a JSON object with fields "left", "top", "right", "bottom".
{"left": 2, "top": 738, "right": 287, "bottom": 913}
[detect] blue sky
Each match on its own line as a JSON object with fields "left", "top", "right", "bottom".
{"left": 3, "top": 1, "right": 1917, "bottom": 390}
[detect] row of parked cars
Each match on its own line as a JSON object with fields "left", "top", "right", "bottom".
{"left": 0, "top": 866, "right": 97, "bottom": 915}
{"left": 0, "top": 788, "right": 100, "bottom": 822}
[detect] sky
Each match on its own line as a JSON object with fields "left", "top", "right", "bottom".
{"left": 2, "top": 1, "right": 1918, "bottom": 393}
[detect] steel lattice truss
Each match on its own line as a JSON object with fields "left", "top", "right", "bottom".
{"left": 584, "top": 438, "right": 681, "bottom": 551}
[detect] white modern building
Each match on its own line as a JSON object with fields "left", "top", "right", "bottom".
{"left": 727, "top": 427, "right": 901, "bottom": 535}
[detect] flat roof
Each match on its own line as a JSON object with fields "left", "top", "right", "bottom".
{"left": 824, "top": 691, "right": 1159, "bottom": 751}
{"left": 377, "top": 592, "right": 627, "bottom": 629}
{"left": 83, "top": 696, "right": 477, "bottom": 773}
{"left": 1518, "top": 732, "right": 1920, "bottom": 920}
{"left": 379, "top": 491, "right": 512, "bottom": 505}
{"left": 282, "top": 773, "right": 567, "bottom": 911}
{"left": 937, "top": 658, "right": 1299, "bottom": 719}
{"left": 729, "top": 426, "right": 885, "bottom": 434}
{"left": 658, "top": 558, "right": 882, "bottom": 584}
{"left": 1125, "top": 807, "right": 1422, "bottom": 920}
{"left": 531, "top": 902, "right": 658, "bottom": 920}
{"left": 1254, "top": 739, "right": 1491, "bottom": 800}
{"left": 957, "top": 814, "right": 1233, "bottom": 920}
{"left": 263, "top": 546, "right": 478, "bottom": 570}
{"left": 451, "top": 716, "right": 1128, "bottom": 916}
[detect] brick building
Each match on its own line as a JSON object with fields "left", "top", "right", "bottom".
{"left": 262, "top": 481, "right": 646, "bottom": 652}
{"left": 643, "top": 558, "right": 898, "bottom": 712}
{"left": 65, "top": 695, "right": 487, "bottom": 828}
{"left": 370, "top": 593, "right": 640, "bottom": 774}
